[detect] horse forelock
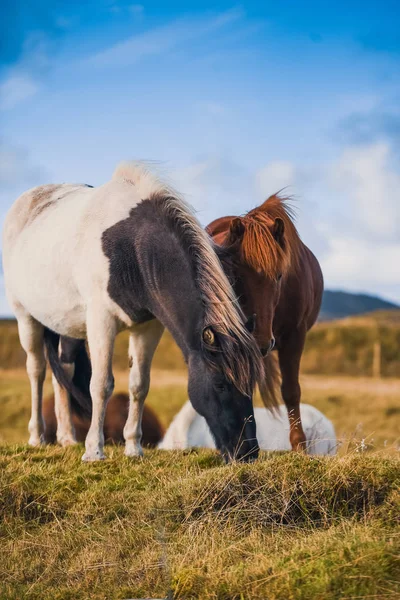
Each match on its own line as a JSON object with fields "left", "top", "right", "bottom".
{"left": 241, "top": 195, "right": 301, "bottom": 278}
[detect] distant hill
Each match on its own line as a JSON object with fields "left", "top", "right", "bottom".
{"left": 320, "top": 290, "right": 399, "bottom": 321}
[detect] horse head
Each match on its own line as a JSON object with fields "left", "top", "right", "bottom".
{"left": 208, "top": 195, "right": 298, "bottom": 357}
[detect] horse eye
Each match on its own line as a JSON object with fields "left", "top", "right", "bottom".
{"left": 277, "top": 273, "right": 283, "bottom": 282}
{"left": 215, "top": 382, "right": 227, "bottom": 393}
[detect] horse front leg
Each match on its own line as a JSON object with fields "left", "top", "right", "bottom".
{"left": 124, "top": 320, "right": 164, "bottom": 457}
{"left": 278, "top": 330, "right": 307, "bottom": 452}
{"left": 15, "top": 312, "right": 46, "bottom": 446}
{"left": 82, "top": 312, "right": 116, "bottom": 462}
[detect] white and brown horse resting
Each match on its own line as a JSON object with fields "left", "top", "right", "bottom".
{"left": 3, "top": 163, "right": 264, "bottom": 462}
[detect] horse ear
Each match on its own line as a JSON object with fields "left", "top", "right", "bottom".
{"left": 245, "top": 314, "right": 256, "bottom": 334}
{"left": 228, "top": 218, "right": 245, "bottom": 245}
{"left": 272, "top": 218, "right": 285, "bottom": 248}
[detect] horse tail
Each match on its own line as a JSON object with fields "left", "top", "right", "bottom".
{"left": 43, "top": 328, "right": 92, "bottom": 418}
{"left": 258, "top": 352, "right": 281, "bottom": 411}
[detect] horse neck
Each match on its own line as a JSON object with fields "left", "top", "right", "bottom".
{"left": 137, "top": 222, "right": 204, "bottom": 359}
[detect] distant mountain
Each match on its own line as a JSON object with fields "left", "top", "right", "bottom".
{"left": 319, "top": 290, "right": 399, "bottom": 321}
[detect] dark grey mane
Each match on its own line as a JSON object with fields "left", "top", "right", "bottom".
{"left": 149, "top": 192, "right": 264, "bottom": 396}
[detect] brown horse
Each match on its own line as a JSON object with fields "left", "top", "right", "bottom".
{"left": 43, "top": 392, "right": 164, "bottom": 448}
{"left": 207, "top": 195, "right": 323, "bottom": 451}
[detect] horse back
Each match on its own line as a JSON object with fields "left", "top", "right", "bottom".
{"left": 2, "top": 184, "right": 89, "bottom": 253}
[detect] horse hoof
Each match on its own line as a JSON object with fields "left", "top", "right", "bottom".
{"left": 58, "top": 437, "right": 77, "bottom": 448}
{"left": 291, "top": 441, "right": 307, "bottom": 453}
{"left": 28, "top": 435, "right": 45, "bottom": 447}
{"left": 124, "top": 445, "right": 144, "bottom": 458}
{"left": 82, "top": 451, "right": 106, "bottom": 462}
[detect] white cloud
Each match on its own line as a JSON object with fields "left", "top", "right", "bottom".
{"left": 0, "top": 75, "right": 39, "bottom": 110}
{"left": 85, "top": 8, "right": 244, "bottom": 68}
{"left": 177, "top": 144, "right": 400, "bottom": 300}
{"left": 255, "top": 142, "right": 400, "bottom": 302}
{"left": 320, "top": 236, "right": 400, "bottom": 288}
{"left": 319, "top": 145, "right": 400, "bottom": 300}
{"left": 0, "top": 31, "right": 53, "bottom": 111}
{"left": 329, "top": 142, "right": 400, "bottom": 241}
{"left": 171, "top": 156, "right": 252, "bottom": 223}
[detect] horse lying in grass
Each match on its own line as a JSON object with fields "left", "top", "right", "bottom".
{"left": 42, "top": 391, "right": 335, "bottom": 455}
{"left": 159, "top": 401, "right": 336, "bottom": 455}
{"left": 43, "top": 393, "right": 164, "bottom": 448}
{"left": 3, "top": 162, "right": 264, "bottom": 462}
{"left": 207, "top": 195, "right": 323, "bottom": 452}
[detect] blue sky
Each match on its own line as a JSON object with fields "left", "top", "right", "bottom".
{"left": 1, "top": 0, "right": 400, "bottom": 315}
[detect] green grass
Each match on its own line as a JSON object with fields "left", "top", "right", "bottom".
{"left": 0, "top": 447, "right": 399, "bottom": 599}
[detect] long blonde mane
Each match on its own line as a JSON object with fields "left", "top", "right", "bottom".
{"left": 113, "top": 161, "right": 264, "bottom": 396}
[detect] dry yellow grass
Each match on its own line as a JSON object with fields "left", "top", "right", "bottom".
{"left": 1, "top": 313, "right": 399, "bottom": 599}
{"left": 0, "top": 446, "right": 399, "bottom": 599}
{"left": 1, "top": 368, "right": 399, "bottom": 453}
{"left": 2, "top": 310, "right": 400, "bottom": 377}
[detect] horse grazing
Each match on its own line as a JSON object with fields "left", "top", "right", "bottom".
{"left": 159, "top": 401, "right": 336, "bottom": 455}
{"left": 207, "top": 195, "right": 323, "bottom": 451}
{"left": 43, "top": 393, "right": 164, "bottom": 447}
{"left": 3, "top": 162, "right": 264, "bottom": 462}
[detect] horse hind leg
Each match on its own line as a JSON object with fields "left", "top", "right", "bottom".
{"left": 15, "top": 312, "right": 46, "bottom": 446}
{"left": 278, "top": 332, "right": 307, "bottom": 452}
{"left": 52, "top": 337, "right": 82, "bottom": 447}
{"left": 124, "top": 320, "right": 164, "bottom": 458}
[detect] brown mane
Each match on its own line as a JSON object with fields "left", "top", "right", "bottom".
{"left": 240, "top": 195, "right": 301, "bottom": 278}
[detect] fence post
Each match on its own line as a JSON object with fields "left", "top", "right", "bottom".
{"left": 372, "top": 340, "right": 381, "bottom": 379}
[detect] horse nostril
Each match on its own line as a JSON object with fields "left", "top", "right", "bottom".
{"left": 261, "top": 338, "right": 275, "bottom": 356}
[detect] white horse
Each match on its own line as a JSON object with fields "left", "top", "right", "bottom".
{"left": 2, "top": 162, "right": 265, "bottom": 462}
{"left": 159, "top": 401, "right": 337, "bottom": 455}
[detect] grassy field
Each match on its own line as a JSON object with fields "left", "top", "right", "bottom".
{"left": 0, "top": 365, "right": 399, "bottom": 599}
{"left": 1, "top": 311, "right": 399, "bottom": 599}
{"left": 2, "top": 309, "right": 400, "bottom": 377}
{"left": 0, "top": 447, "right": 399, "bottom": 599}
{"left": 1, "top": 368, "right": 399, "bottom": 451}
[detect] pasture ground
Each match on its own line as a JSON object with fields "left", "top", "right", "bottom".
{"left": 0, "top": 369, "right": 399, "bottom": 599}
